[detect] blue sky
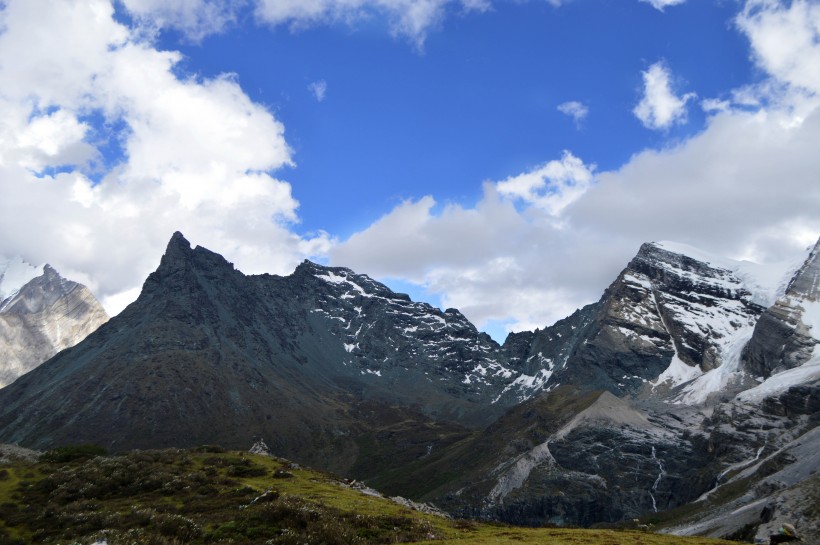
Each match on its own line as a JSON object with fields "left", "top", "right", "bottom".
{"left": 1, "top": 0, "right": 819, "bottom": 342}
{"left": 161, "top": 0, "right": 753, "bottom": 238}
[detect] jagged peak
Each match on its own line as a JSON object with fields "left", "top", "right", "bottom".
{"left": 295, "top": 259, "right": 353, "bottom": 277}
{"left": 636, "top": 240, "right": 729, "bottom": 270}
{"left": 166, "top": 231, "right": 193, "bottom": 254}
{"left": 150, "top": 232, "right": 196, "bottom": 279}
{"left": 785, "top": 236, "right": 820, "bottom": 301}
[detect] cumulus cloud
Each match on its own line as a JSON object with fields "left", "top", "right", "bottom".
{"left": 633, "top": 61, "right": 696, "bottom": 130}
{"left": 639, "top": 0, "right": 686, "bottom": 11}
{"left": 330, "top": 185, "right": 619, "bottom": 333}
{"left": 253, "top": 0, "right": 490, "bottom": 47}
{"left": 495, "top": 152, "right": 594, "bottom": 217}
{"left": 557, "top": 101, "right": 588, "bottom": 128}
{"left": 121, "top": 0, "right": 243, "bottom": 40}
{"left": 737, "top": 0, "right": 820, "bottom": 96}
{"left": 333, "top": 0, "right": 820, "bottom": 337}
{"left": 0, "top": 0, "right": 330, "bottom": 315}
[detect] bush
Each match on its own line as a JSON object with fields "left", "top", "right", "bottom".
{"left": 40, "top": 444, "right": 108, "bottom": 463}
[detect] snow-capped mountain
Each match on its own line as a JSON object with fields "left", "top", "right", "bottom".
{"left": 501, "top": 240, "right": 799, "bottom": 404}
{"left": 0, "top": 261, "right": 108, "bottom": 387}
{"left": 410, "top": 238, "right": 820, "bottom": 538}
{"left": 0, "top": 232, "right": 817, "bottom": 540}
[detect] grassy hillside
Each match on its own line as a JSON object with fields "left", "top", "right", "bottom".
{"left": 0, "top": 445, "right": 740, "bottom": 545}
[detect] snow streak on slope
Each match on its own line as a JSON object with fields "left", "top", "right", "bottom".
{"left": 675, "top": 326, "right": 755, "bottom": 404}
{"left": 309, "top": 263, "right": 548, "bottom": 404}
{"left": 629, "top": 243, "right": 759, "bottom": 401}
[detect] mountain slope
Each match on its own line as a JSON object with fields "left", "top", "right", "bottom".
{"left": 0, "top": 233, "right": 533, "bottom": 473}
{"left": 377, "top": 239, "right": 819, "bottom": 530}
{"left": 1, "top": 232, "right": 818, "bottom": 537}
{"left": 0, "top": 263, "right": 108, "bottom": 387}
{"left": 505, "top": 241, "right": 771, "bottom": 402}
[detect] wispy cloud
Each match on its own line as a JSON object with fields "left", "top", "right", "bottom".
{"left": 308, "top": 80, "right": 328, "bottom": 102}
{"left": 557, "top": 101, "right": 589, "bottom": 128}
{"left": 121, "top": 0, "right": 243, "bottom": 41}
{"left": 639, "top": 0, "right": 686, "bottom": 12}
{"left": 633, "top": 61, "right": 696, "bottom": 130}
{"left": 496, "top": 152, "right": 594, "bottom": 217}
{"left": 254, "top": 0, "right": 491, "bottom": 48}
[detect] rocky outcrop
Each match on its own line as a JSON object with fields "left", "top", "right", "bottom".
{"left": 661, "top": 383, "right": 820, "bottom": 545}
{"left": 0, "top": 264, "right": 108, "bottom": 387}
{"left": 541, "top": 242, "right": 763, "bottom": 397}
{"left": 743, "top": 238, "right": 820, "bottom": 378}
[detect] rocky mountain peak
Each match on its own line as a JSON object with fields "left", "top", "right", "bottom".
{"left": 742, "top": 237, "right": 820, "bottom": 378}
{"left": 785, "top": 236, "right": 820, "bottom": 301}
{"left": 158, "top": 231, "right": 194, "bottom": 270}
{"left": 0, "top": 264, "right": 108, "bottom": 387}
{"left": 5, "top": 264, "right": 79, "bottom": 314}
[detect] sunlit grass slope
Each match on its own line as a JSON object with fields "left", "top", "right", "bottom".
{"left": 0, "top": 446, "right": 739, "bottom": 545}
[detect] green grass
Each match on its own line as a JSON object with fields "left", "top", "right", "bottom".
{"left": 0, "top": 447, "right": 741, "bottom": 545}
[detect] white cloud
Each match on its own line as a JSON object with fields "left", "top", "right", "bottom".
{"left": 253, "top": 0, "right": 490, "bottom": 47}
{"left": 333, "top": 1, "right": 820, "bottom": 337}
{"left": 495, "top": 152, "right": 594, "bottom": 217}
{"left": 0, "top": 0, "right": 330, "bottom": 315}
{"left": 330, "top": 185, "right": 613, "bottom": 333}
{"left": 116, "top": 0, "right": 495, "bottom": 45}
{"left": 633, "top": 61, "right": 696, "bottom": 130}
{"left": 335, "top": 97, "right": 820, "bottom": 334}
{"left": 557, "top": 101, "right": 588, "bottom": 127}
{"left": 309, "top": 80, "right": 328, "bottom": 102}
{"left": 639, "top": 0, "right": 686, "bottom": 12}
{"left": 737, "top": 0, "right": 820, "bottom": 96}
{"left": 121, "top": 0, "right": 242, "bottom": 40}
{"left": 14, "top": 109, "right": 97, "bottom": 171}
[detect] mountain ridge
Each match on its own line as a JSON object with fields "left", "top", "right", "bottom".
{"left": 0, "top": 232, "right": 818, "bottom": 541}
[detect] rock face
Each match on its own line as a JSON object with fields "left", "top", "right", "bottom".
{"left": 0, "top": 263, "right": 108, "bottom": 387}
{"left": 0, "top": 233, "right": 541, "bottom": 473}
{"left": 511, "top": 242, "right": 765, "bottom": 400}
{"left": 743, "top": 239, "right": 820, "bottom": 377}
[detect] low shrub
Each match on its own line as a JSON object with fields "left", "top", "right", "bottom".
{"left": 40, "top": 444, "right": 108, "bottom": 463}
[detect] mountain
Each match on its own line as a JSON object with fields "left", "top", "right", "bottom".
{"left": 0, "top": 232, "right": 818, "bottom": 542}
{"left": 0, "top": 260, "right": 108, "bottom": 387}
{"left": 368, "top": 238, "right": 820, "bottom": 538}
{"left": 500, "top": 241, "right": 774, "bottom": 402}
{"left": 0, "top": 232, "right": 544, "bottom": 473}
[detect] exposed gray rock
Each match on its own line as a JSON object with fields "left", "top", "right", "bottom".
{"left": 0, "top": 232, "right": 528, "bottom": 474}
{"left": 0, "top": 443, "right": 40, "bottom": 464}
{"left": 743, "top": 238, "right": 820, "bottom": 378}
{"left": 249, "top": 439, "right": 273, "bottom": 456}
{"left": 0, "top": 264, "right": 108, "bottom": 387}
{"left": 541, "top": 242, "right": 763, "bottom": 398}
